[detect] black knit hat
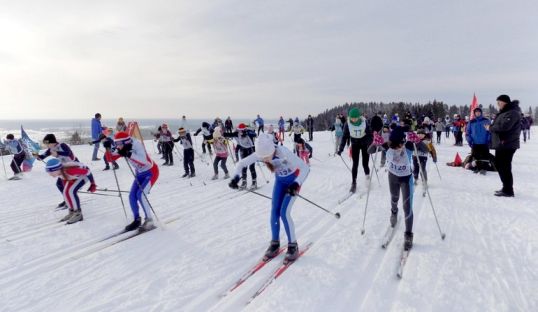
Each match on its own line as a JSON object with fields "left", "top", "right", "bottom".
{"left": 496, "top": 94, "right": 511, "bottom": 104}
{"left": 473, "top": 107, "right": 482, "bottom": 113}
{"left": 389, "top": 127, "right": 406, "bottom": 144}
{"left": 6, "top": 134, "right": 14, "bottom": 140}
{"left": 43, "top": 133, "right": 58, "bottom": 144}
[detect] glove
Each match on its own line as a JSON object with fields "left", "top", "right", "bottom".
{"left": 373, "top": 131, "right": 384, "bottom": 146}
{"left": 117, "top": 148, "right": 132, "bottom": 158}
{"left": 103, "top": 140, "right": 112, "bottom": 149}
{"left": 406, "top": 132, "right": 421, "bottom": 144}
{"left": 336, "top": 150, "right": 342, "bottom": 156}
{"left": 287, "top": 182, "right": 301, "bottom": 196}
{"left": 228, "top": 176, "right": 240, "bottom": 189}
{"left": 88, "top": 184, "right": 97, "bottom": 193}
{"left": 88, "top": 141, "right": 93, "bottom": 146}
{"left": 433, "top": 157, "right": 438, "bottom": 163}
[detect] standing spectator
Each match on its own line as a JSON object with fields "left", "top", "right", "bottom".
{"left": 91, "top": 113, "right": 105, "bottom": 161}
{"left": 465, "top": 108, "right": 491, "bottom": 174}
{"left": 1, "top": 134, "right": 25, "bottom": 179}
{"left": 453, "top": 115, "right": 465, "bottom": 146}
{"left": 487, "top": 95, "right": 521, "bottom": 197}
{"left": 306, "top": 115, "right": 314, "bottom": 141}
{"left": 116, "top": 117, "right": 127, "bottom": 132}
{"left": 254, "top": 114, "right": 265, "bottom": 135}
{"left": 444, "top": 115, "right": 452, "bottom": 138}
{"left": 287, "top": 118, "right": 294, "bottom": 132}
{"left": 434, "top": 118, "right": 444, "bottom": 144}
{"left": 520, "top": 113, "right": 529, "bottom": 143}
{"left": 225, "top": 117, "right": 234, "bottom": 134}
{"left": 159, "top": 124, "right": 174, "bottom": 166}
{"left": 526, "top": 114, "right": 533, "bottom": 139}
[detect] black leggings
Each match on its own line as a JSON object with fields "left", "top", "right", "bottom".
{"left": 351, "top": 143, "right": 370, "bottom": 183}
{"left": 388, "top": 173, "right": 413, "bottom": 233}
{"left": 213, "top": 156, "right": 228, "bottom": 174}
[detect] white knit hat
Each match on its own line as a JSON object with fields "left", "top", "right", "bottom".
{"left": 255, "top": 133, "right": 275, "bottom": 158}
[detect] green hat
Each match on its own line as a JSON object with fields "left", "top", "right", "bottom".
{"left": 348, "top": 108, "right": 362, "bottom": 126}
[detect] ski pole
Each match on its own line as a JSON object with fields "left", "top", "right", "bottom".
{"left": 296, "top": 194, "right": 341, "bottom": 219}
{"left": 339, "top": 154, "right": 352, "bottom": 172}
{"left": 434, "top": 161, "right": 442, "bottom": 180}
{"left": 124, "top": 159, "right": 164, "bottom": 228}
{"left": 1, "top": 150, "right": 8, "bottom": 178}
{"left": 257, "top": 162, "right": 269, "bottom": 184}
{"left": 79, "top": 191, "right": 121, "bottom": 198}
{"left": 226, "top": 139, "right": 236, "bottom": 165}
{"left": 413, "top": 143, "right": 446, "bottom": 240}
{"left": 108, "top": 151, "right": 128, "bottom": 222}
{"left": 361, "top": 153, "right": 376, "bottom": 235}
{"left": 248, "top": 189, "right": 272, "bottom": 200}
{"left": 173, "top": 144, "right": 183, "bottom": 161}
{"left": 370, "top": 146, "right": 381, "bottom": 187}
{"left": 97, "top": 188, "right": 130, "bottom": 194}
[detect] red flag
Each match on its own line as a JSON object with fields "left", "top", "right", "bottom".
{"left": 469, "top": 94, "right": 478, "bottom": 120}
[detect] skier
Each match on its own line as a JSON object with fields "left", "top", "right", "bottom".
{"left": 228, "top": 134, "right": 310, "bottom": 264}
{"left": 173, "top": 127, "right": 196, "bottom": 178}
{"left": 90, "top": 129, "right": 119, "bottom": 170}
{"left": 277, "top": 117, "right": 286, "bottom": 144}
{"left": 380, "top": 125, "right": 391, "bottom": 167}
{"left": 225, "top": 117, "right": 234, "bottom": 134}
{"left": 159, "top": 123, "right": 174, "bottom": 166}
{"left": 336, "top": 108, "right": 372, "bottom": 193}
{"left": 289, "top": 119, "right": 305, "bottom": 144}
{"left": 224, "top": 123, "right": 258, "bottom": 189}
{"left": 1, "top": 134, "right": 25, "bottom": 179}
{"left": 194, "top": 122, "right": 214, "bottom": 156}
{"left": 412, "top": 129, "right": 437, "bottom": 184}
{"left": 211, "top": 127, "right": 230, "bottom": 180}
{"left": 295, "top": 138, "right": 312, "bottom": 165}
{"left": 116, "top": 117, "right": 127, "bottom": 132}
{"left": 91, "top": 113, "right": 105, "bottom": 161}
{"left": 444, "top": 115, "right": 451, "bottom": 138}
{"left": 105, "top": 132, "right": 160, "bottom": 231}
{"left": 37, "top": 134, "right": 80, "bottom": 209}
{"left": 434, "top": 118, "right": 444, "bottom": 144}
{"left": 332, "top": 117, "right": 344, "bottom": 155}
{"left": 267, "top": 124, "right": 281, "bottom": 145}
{"left": 45, "top": 158, "right": 96, "bottom": 224}
{"left": 371, "top": 127, "right": 427, "bottom": 250}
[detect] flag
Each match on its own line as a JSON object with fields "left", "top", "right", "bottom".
{"left": 469, "top": 94, "right": 478, "bottom": 120}
{"left": 20, "top": 126, "right": 40, "bottom": 172}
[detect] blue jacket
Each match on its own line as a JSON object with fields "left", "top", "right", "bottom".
{"left": 466, "top": 116, "right": 490, "bottom": 146}
{"left": 255, "top": 117, "right": 264, "bottom": 126}
{"left": 91, "top": 118, "right": 102, "bottom": 140}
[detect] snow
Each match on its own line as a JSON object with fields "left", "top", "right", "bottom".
{"left": 0, "top": 131, "right": 536, "bottom": 312}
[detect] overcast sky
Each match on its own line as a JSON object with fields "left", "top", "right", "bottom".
{"left": 1, "top": 0, "right": 537, "bottom": 120}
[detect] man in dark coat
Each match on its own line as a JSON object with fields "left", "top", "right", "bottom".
{"left": 487, "top": 95, "right": 521, "bottom": 197}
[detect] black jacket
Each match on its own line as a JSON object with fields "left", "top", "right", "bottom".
{"left": 490, "top": 101, "right": 521, "bottom": 150}
{"left": 338, "top": 120, "right": 372, "bottom": 153}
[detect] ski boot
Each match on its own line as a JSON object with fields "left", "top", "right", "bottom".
{"left": 283, "top": 242, "right": 299, "bottom": 265}
{"left": 57, "top": 201, "right": 67, "bottom": 209}
{"left": 103, "top": 166, "right": 110, "bottom": 171}
{"left": 211, "top": 174, "right": 219, "bottom": 180}
{"left": 263, "top": 240, "right": 280, "bottom": 262}
{"left": 239, "top": 179, "right": 247, "bottom": 190}
{"left": 162, "top": 161, "right": 169, "bottom": 166}
{"left": 190, "top": 172, "right": 196, "bottom": 178}
{"left": 224, "top": 173, "right": 230, "bottom": 179}
{"left": 365, "top": 174, "right": 371, "bottom": 180}
{"left": 250, "top": 180, "right": 258, "bottom": 190}
{"left": 66, "top": 211, "right": 83, "bottom": 224}
{"left": 141, "top": 218, "right": 156, "bottom": 231}
{"left": 125, "top": 218, "right": 142, "bottom": 231}
{"left": 349, "top": 182, "right": 357, "bottom": 193}
{"left": 60, "top": 210, "right": 75, "bottom": 222}
{"left": 181, "top": 172, "right": 189, "bottom": 178}
{"left": 404, "top": 232, "right": 414, "bottom": 251}
{"left": 113, "top": 163, "right": 119, "bottom": 170}
{"left": 390, "top": 210, "right": 398, "bottom": 227}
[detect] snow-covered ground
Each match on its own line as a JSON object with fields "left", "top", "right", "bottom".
{"left": 0, "top": 131, "right": 536, "bottom": 312}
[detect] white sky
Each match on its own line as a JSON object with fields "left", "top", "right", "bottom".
{"left": 1, "top": 0, "right": 537, "bottom": 120}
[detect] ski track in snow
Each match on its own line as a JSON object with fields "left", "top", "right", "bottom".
{"left": 0, "top": 131, "right": 537, "bottom": 312}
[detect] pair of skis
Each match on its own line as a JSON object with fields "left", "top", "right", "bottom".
{"left": 221, "top": 242, "right": 313, "bottom": 305}
{"left": 380, "top": 218, "right": 410, "bottom": 279}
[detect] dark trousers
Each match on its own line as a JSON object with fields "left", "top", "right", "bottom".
{"left": 308, "top": 128, "right": 313, "bottom": 141}
{"left": 183, "top": 149, "right": 195, "bottom": 174}
{"left": 240, "top": 149, "right": 257, "bottom": 181}
{"left": 436, "top": 131, "right": 442, "bottom": 143}
{"left": 162, "top": 142, "right": 174, "bottom": 164}
{"left": 201, "top": 142, "right": 212, "bottom": 154}
{"left": 213, "top": 156, "right": 228, "bottom": 174}
{"left": 413, "top": 156, "right": 428, "bottom": 182}
{"left": 445, "top": 127, "right": 450, "bottom": 138}
{"left": 10, "top": 152, "right": 25, "bottom": 174}
{"left": 471, "top": 144, "right": 490, "bottom": 171}
{"left": 351, "top": 143, "right": 370, "bottom": 183}
{"left": 388, "top": 173, "right": 413, "bottom": 233}
{"left": 258, "top": 126, "right": 264, "bottom": 135}
{"left": 495, "top": 148, "right": 516, "bottom": 195}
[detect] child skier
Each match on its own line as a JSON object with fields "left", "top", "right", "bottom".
{"left": 159, "top": 123, "right": 174, "bottom": 166}
{"left": 371, "top": 127, "right": 428, "bottom": 250}
{"left": 105, "top": 132, "right": 159, "bottom": 231}
{"left": 173, "top": 127, "right": 195, "bottom": 178}
{"left": 278, "top": 117, "right": 286, "bottom": 144}
{"left": 228, "top": 134, "right": 310, "bottom": 264}
{"left": 295, "top": 138, "right": 312, "bottom": 165}
{"left": 211, "top": 127, "right": 229, "bottom": 180}
{"left": 194, "top": 122, "right": 214, "bottom": 156}
{"left": 45, "top": 157, "right": 96, "bottom": 224}
{"left": 37, "top": 134, "right": 80, "bottom": 208}
{"left": 337, "top": 108, "right": 372, "bottom": 193}
{"left": 224, "top": 123, "right": 258, "bottom": 189}
{"left": 333, "top": 117, "right": 344, "bottom": 155}
{"left": 90, "top": 129, "right": 119, "bottom": 171}
{"left": 412, "top": 129, "right": 437, "bottom": 184}
{"left": 2, "top": 134, "right": 26, "bottom": 180}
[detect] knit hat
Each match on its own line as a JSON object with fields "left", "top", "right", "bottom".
{"left": 348, "top": 108, "right": 362, "bottom": 126}
{"left": 255, "top": 133, "right": 275, "bottom": 158}
{"left": 43, "top": 134, "right": 58, "bottom": 144}
{"left": 389, "top": 127, "right": 406, "bottom": 144}
{"left": 45, "top": 157, "right": 62, "bottom": 172}
{"left": 496, "top": 94, "right": 511, "bottom": 104}
{"left": 237, "top": 123, "right": 247, "bottom": 131}
{"left": 114, "top": 132, "right": 132, "bottom": 145}
{"left": 473, "top": 107, "right": 482, "bottom": 113}
{"left": 6, "top": 134, "right": 14, "bottom": 140}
